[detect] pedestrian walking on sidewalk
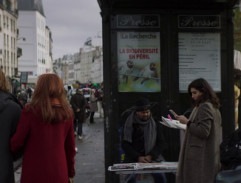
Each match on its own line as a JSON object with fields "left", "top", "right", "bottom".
{"left": 11, "top": 73, "right": 76, "bottom": 183}
{"left": 89, "top": 89, "right": 98, "bottom": 124}
{"left": 97, "top": 88, "right": 104, "bottom": 117}
{"left": 0, "top": 69, "right": 22, "bottom": 183}
{"left": 70, "top": 88, "right": 87, "bottom": 140}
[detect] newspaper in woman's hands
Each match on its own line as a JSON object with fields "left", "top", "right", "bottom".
{"left": 160, "top": 116, "right": 186, "bottom": 130}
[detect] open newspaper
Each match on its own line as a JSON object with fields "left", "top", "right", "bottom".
{"left": 159, "top": 116, "right": 186, "bottom": 130}
{"left": 108, "top": 162, "right": 178, "bottom": 171}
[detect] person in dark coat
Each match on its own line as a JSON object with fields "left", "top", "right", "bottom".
{"left": 0, "top": 69, "right": 22, "bottom": 183}
{"left": 26, "top": 87, "right": 33, "bottom": 99}
{"left": 122, "top": 98, "right": 167, "bottom": 183}
{"left": 70, "top": 88, "right": 87, "bottom": 140}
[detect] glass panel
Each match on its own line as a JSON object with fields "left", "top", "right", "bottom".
{"left": 178, "top": 32, "right": 221, "bottom": 92}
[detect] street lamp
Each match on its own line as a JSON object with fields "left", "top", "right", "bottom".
{"left": 17, "top": 37, "right": 26, "bottom": 58}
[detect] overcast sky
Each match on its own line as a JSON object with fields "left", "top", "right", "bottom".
{"left": 42, "top": 0, "right": 102, "bottom": 59}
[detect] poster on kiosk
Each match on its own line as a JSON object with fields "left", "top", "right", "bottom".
{"left": 117, "top": 32, "right": 161, "bottom": 92}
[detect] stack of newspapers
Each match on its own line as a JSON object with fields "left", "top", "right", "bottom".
{"left": 108, "top": 163, "right": 138, "bottom": 171}
{"left": 108, "top": 162, "right": 178, "bottom": 171}
{"left": 159, "top": 116, "right": 186, "bottom": 130}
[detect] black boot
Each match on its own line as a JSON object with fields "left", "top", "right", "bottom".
{"left": 90, "top": 112, "right": 95, "bottom": 123}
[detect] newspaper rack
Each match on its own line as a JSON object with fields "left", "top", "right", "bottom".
{"left": 108, "top": 162, "right": 178, "bottom": 174}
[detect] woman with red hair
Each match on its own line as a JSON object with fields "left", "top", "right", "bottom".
{"left": 11, "top": 73, "right": 76, "bottom": 183}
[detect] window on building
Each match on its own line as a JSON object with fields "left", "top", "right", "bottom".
{"left": 3, "top": 15, "right": 6, "bottom": 28}
{"left": 5, "top": 0, "right": 12, "bottom": 12}
{"left": 0, "top": 15, "right": 1, "bottom": 31}
{"left": 4, "top": 34, "right": 6, "bottom": 46}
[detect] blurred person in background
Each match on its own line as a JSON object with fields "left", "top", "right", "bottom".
{"left": 97, "top": 88, "right": 104, "bottom": 118}
{"left": 17, "top": 90, "right": 28, "bottom": 106}
{"left": 234, "top": 68, "right": 241, "bottom": 130}
{"left": 0, "top": 69, "right": 22, "bottom": 183}
{"left": 11, "top": 73, "right": 76, "bottom": 183}
{"left": 26, "top": 87, "right": 33, "bottom": 100}
{"left": 70, "top": 88, "right": 87, "bottom": 140}
{"left": 89, "top": 89, "right": 98, "bottom": 124}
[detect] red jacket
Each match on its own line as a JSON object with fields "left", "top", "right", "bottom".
{"left": 11, "top": 108, "right": 76, "bottom": 183}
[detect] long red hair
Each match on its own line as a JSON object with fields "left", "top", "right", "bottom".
{"left": 26, "top": 73, "right": 72, "bottom": 123}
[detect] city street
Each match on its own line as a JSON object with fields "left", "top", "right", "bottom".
{"left": 14, "top": 115, "right": 105, "bottom": 183}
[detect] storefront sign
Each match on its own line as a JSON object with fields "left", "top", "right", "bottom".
{"left": 20, "top": 72, "right": 28, "bottom": 84}
{"left": 178, "top": 15, "right": 220, "bottom": 28}
{"left": 117, "top": 15, "right": 160, "bottom": 28}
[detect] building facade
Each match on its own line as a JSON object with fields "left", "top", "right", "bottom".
{"left": 53, "top": 36, "right": 103, "bottom": 86}
{"left": 0, "top": 0, "right": 18, "bottom": 78}
{"left": 45, "top": 26, "right": 53, "bottom": 73}
{"left": 62, "top": 54, "right": 75, "bottom": 85}
{"left": 17, "top": 0, "right": 52, "bottom": 84}
{"left": 78, "top": 36, "right": 103, "bottom": 84}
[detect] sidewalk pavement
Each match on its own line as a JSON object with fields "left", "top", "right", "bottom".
{"left": 14, "top": 114, "right": 105, "bottom": 183}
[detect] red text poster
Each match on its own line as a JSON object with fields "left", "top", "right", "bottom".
{"left": 117, "top": 32, "right": 161, "bottom": 92}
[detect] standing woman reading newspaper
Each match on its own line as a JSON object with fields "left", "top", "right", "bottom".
{"left": 174, "top": 78, "right": 222, "bottom": 183}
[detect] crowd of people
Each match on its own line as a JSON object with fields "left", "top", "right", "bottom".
{"left": 1, "top": 67, "right": 240, "bottom": 183}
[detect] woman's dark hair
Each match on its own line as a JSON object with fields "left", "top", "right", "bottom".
{"left": 188, "top": 78, "right": 221, "bottom": 109}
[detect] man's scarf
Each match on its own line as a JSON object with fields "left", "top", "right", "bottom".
{"left": 123, "top": 111, "right": 157, "bottom": 155}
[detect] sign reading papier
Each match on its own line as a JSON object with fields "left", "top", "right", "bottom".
{"left": 178, "top": 33, "right": 221, "bottom": 92}
{"left": 117, "top": 32, "right": 161, "bottom": 92}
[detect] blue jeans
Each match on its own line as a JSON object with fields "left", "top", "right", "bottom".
{"left": 125, "top": 173, "right": 166, "bottom": 183}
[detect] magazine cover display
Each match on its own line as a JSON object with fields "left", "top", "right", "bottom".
{"left": 117, "top": 32, "right": 161, "bottom": 92}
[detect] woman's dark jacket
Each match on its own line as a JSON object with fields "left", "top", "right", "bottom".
{"left": 0, "top": 91, "right": 22, "bottom": 183}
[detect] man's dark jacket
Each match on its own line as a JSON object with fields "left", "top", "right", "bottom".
{"left": 122, "top": 118, "right": 167, "bottom": 163}
{"left": 0, "top": 91, "right": 22, "bottom": 183}
{"left": 70, "top": 93, "right": 86, "bottom": 122}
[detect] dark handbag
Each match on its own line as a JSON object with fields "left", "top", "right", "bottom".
{"left": 220, "top": 129, "right": 241, "bottom": 170}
